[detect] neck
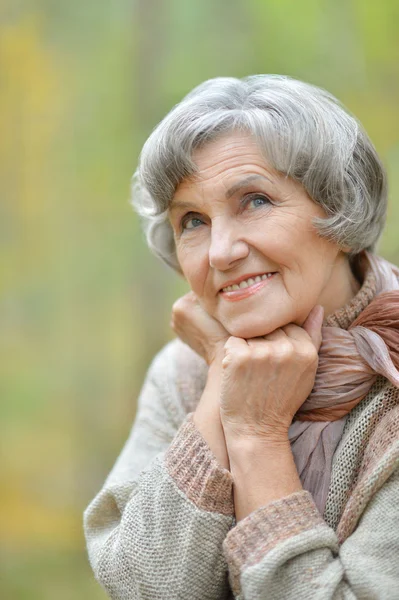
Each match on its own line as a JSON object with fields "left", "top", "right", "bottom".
{"left": 321, "top": 253, "right": 361, "bottom": 319}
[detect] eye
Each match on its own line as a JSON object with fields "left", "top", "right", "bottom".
{"left": 244, "top": 193, "right": 271, "bottom": 209}
{"left": 181, "top": 213, "right": 204, "bottom": 231}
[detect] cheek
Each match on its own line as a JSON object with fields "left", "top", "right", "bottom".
{"left": 177, "top": 246, "right": 208, "bottom": 295}
{"left": 268, "top": 214, "right": 329, "bottom": 270}
{"left": 253, "top": 213, "right": 304, "bottom": 256}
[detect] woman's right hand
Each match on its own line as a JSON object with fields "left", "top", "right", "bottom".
{"left": 171, "top": 291, "right": 229, "bottom": 365}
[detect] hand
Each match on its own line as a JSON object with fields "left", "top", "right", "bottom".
{"left": 171, "top": 293, "right": 230, "bottom": 469}
{"left": 219, "top": 305, "right": 324, "bottom": 443}
{"left": 170, "top": 292, "right": 229, "bottom": 365}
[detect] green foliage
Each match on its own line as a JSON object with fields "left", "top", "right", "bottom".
{"left": 1, "top": 1, "right": 398, "bottom": 597}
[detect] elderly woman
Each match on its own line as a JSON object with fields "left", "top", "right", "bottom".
{"left": 83, "top": 75, "right": 399, "bottom": 599}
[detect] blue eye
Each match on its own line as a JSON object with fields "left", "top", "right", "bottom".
{"left": 182, "top": 215, "right": 203, "bottom": 231}
{"left": 247, "top": 194, "right": 270, "bottom": 208}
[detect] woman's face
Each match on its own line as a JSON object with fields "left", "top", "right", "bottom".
{"left": 168, "top": 132, "right": 354, "bottom": 338}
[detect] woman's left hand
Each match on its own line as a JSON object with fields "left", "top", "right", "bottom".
{"left": 219, "top": 305, "right": 324, "bottom": 443}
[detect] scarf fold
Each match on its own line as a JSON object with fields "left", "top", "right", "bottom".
{"left": 289, "top": 251, "right": 399, "bottom": 514}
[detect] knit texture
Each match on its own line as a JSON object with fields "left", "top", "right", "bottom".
{"left": 324, "top": 266, "right": 376, "bottom": 329}
{"left": 323, "top": 375, "right": 396, "bottom": 531}
{"left": 165, "top": 413, "right": 234, "bottom": 516}
{"left": 223, "top": 490, "right": 327, "bottom": 594}
{"left": 84, "top": 263, "right": 399, "bottom": 599}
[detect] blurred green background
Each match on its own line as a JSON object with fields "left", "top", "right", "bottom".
{"left": 1, "top": 0, "right": 399, "bottom": 598}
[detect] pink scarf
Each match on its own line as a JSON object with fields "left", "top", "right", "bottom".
{"left": 289, "top": 251, "right": 399, "bottom": 514}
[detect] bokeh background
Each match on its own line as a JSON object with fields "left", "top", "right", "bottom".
{"left": 2, "top": 1, "right": 399, "bottom": 598}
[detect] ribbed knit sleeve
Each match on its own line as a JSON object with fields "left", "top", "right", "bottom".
{"left": 83, "top": 340, "right": 235, "bottom": 600}
{"left": 165, "top": 413, "right": 234, "bottom": 515}
{"left": 223, "top": 456, "right": 399, "bottom": 599}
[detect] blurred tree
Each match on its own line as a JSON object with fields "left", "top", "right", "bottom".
{"left": 1, "top": 1, "right": 398, "bottom": 598}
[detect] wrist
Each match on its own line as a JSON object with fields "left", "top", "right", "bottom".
{"left": 225, "top": 434, "right": 301, "bottom": 521}
{"left": 222, "top": 421, "right": 290, "bottom": 450}
{"left": 206, "top": 344, "right": 225, "bottom": 367}
{"left": 194, "top": 358, "right": 222, "bottom": 426}
{"left": 193, "top": 369, "right": 230, "bottom": 471}
{"left": 226, "top": 432, "right": 290, "bottom": 457}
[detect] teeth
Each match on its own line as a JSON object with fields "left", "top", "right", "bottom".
{"left": 222, "top": 273, "right": 274, "bottom": 292}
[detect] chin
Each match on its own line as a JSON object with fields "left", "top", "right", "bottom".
{"left": 223, "top": 316, "right": 280, "bottom": 339}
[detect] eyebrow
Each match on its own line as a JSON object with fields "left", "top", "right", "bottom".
{"left": 169, "top": 174, "right": 274, "bottom": 212}
{"left": 225, "top": 174, "right": 274, "bottom": 198}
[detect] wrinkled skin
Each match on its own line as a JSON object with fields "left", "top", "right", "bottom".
{"left": 171, "top": 291, "right": 229, "bottom": 365}
{"left": 171, "top": 291, "right": 323, "bottom": 438}
{"left": 168, "top": 132, "right": 359, "bottom": 439}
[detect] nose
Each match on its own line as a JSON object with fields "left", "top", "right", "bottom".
{"left": 208, "top": 218, "right": 249, "bottom": 270}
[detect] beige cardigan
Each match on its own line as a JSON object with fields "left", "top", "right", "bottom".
{"left": 83, "top": 271, "right": 399, "bottom": 599}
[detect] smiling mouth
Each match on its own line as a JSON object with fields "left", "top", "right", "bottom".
{"left": 221, "top": 272, "right": 275, "bottom": 293}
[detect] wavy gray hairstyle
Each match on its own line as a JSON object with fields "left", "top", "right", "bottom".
{"left": 131, "top": 75, "right": 387, "bottom": 273}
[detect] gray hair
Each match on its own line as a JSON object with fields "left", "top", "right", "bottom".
{"left": 131, "top": 75, "right": 387, "bottom": 273}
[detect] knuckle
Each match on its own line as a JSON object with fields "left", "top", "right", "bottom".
{"left": 172, "top": 296, "right": 191, "bottom": 317}
{"left": 172, "top": 298, "right": 183, "bottom": 313}
{"left": 273, "top": 342, "right": 294, "bottom": 361}
{"left": 224, "top": 342, "right": 250, "bottom": 364}
{"left": 236, "top": 348, "right": 251, "bottom": 364}
{"left": 299, "top": 345, "right": 318, "bottom": 363}
{"left": 252, "top": 346, "right": 269, "bottom": 361}
{"left": 223, "top": 337, "right": 235, "bottom": 350}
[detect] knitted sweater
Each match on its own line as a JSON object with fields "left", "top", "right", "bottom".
{"left": 83, "top": 270, "right": 399, "bottom": 599}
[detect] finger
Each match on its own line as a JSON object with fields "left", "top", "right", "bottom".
{"left": 259, "top": 328, "right": 289, "bottom": 342}
{"left": 246, "top": 337, "right": 269, "bottom": 346}
{"left": 224, "top": 336, "right": 248, "bottom": 350}
{"left": 246, "top": 335, "right": 294, "bottom": 360}
{"left": 222, "top": 336, "right": 250, "bottom": 367}
{"left": 302, "top": 305, "right": 324, "bottom": 351}
{"left": 246, "top": 337, "right": 273, "bottom": 351}
{"left": 280, "top": 323, "right": 311, "bottom": 343}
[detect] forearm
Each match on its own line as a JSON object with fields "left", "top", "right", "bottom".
{"left": 226, "top": 434, "right": 302, "bottom": 521}
{"left": 84, "top": 340, "right": 236, "bottom": 600}
{"left": 193, "top": 359, "right": 230, "bottom": 470}
{"left": 85, "top": 415, "right": 235, "bottom": 600}
{"left": 223, "top": 498, "right": 343, "bottom": 600}
{"left": 222, "top": 448, "right": 399, "bottom": 599}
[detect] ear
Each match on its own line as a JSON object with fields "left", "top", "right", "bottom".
{"left": 339, "top": 243, "right": 353, "bottom": 254}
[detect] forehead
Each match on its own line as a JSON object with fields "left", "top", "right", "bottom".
{"left": 175, "top": 132, "right": 276, "bottom": 197}
{"left": 194, "top": 132, "right": 269, "bottom": 175}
